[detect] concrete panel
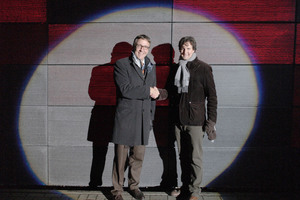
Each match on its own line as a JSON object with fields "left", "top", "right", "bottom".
{"left": 48, "top": 106, "right": 92, "bottom": 146}
{"left": 21, "top": 64, "right": 47, "bottom": 106}
{"left": 48, "top": 23, "right": 172, "bottom": 65}
{"left": 18, "top": 106, "right": 47, "bottom": 145}
{"left": 211, "top": 107, "right": 257, "bottom": 148}
{"left": 173, "top": 0, "right": 295, "bottom": 22}
{"left": 202, "top": 147, "right": 240, "bottom": 186}
{"left": 93, "top": 7, "right": 172, "bottom": 23}
{"left": 48, "top": 146, "right": 91, "bottom": 186}
{"left": 213, "top": 65, "right": 258, "bottom": 107}
{"left": 48, "top": 65, "right": 94, "bottom": 106}
{"left": 172, "top": 23, "right": 252, "bottom": 65}
{"left": 22, "top": 145, "right": 48, "bottom": 185}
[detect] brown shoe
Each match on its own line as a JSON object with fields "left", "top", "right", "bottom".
{"left": 189, "top": 196, "right": 199, "bottom": 200}
{"left": 128, "top": 189, "right": 145, "bottom": 200}
{"left": 113, "top": 194, "right": 124, "bottom": 200}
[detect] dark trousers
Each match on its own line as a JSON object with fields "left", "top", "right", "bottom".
{"left": 175, "top": 125, "right": 204, "bottom": 198}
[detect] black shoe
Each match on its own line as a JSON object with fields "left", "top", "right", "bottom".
{"left": 88, "top": 183, "right": 100, "bottom": 189}
{"left": 113, "top": 194, "right": 124, "bottom": 200}
{"left": 176, "top": 188, "right": 190, "bottom": 200}
{"left": 89, "top": 181, "right": 102, "bottom": 188}
{"left": 162, "top": 186, "right": 181, "bottom": 197}
{"left": 128, "top": 188, "right": 145, "bottom": 200}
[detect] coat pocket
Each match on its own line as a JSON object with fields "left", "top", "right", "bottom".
{"left": 189, "top": 102, "right": 205, "bottom": 123}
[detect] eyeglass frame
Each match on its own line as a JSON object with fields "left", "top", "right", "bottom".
{"left": 136, "top": 44, "right": 150, "bottom": 50}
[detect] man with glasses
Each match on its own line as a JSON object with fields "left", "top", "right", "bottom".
{"left": 111, "top": 34, "right": 160, "bottom": 200}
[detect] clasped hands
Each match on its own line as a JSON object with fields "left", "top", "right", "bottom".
{"left": 150, "top": 86, "right": 160, "bottom": 99}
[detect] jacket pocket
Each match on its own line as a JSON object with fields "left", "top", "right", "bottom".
{"left": 189, "top": 102, "right": 205, "bottom": 124}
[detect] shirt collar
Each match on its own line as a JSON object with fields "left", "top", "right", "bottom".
{"left": 132, "top": 52, "right": 145, "bottom": 68}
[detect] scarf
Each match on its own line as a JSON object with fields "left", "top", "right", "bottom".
{"left": 174, "top": 53, "right": 196, "bottom": 93}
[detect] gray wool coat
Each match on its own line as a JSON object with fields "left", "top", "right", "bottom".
{"left": 112, "top": 55, "right": 156, "bottom": 146}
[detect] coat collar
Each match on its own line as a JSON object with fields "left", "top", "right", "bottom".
{"left": 130, "top": 53, "right": 150, "bottom": 67}
{"left": 186, "top": 57, "right": 199, "bottom": 71}
{"left": 130, "top": 54, "right": 151, "bottom": 79}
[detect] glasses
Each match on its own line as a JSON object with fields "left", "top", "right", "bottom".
{"left": 136, "top": 44, "right": 150, "bottom": 50}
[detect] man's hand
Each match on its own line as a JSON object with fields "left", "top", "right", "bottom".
{"left": 150, "top": 87, "right": 160, "bottom": 99}
{"left": 204, "top": 119, "right": 216, "bottom": 141}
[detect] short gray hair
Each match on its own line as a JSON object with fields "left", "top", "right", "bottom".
{"left": 133, "top": 34, "right": 151, "bottom": 51}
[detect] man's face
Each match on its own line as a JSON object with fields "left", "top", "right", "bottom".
{"left": 180, "top": 42, "right": 195, "bottom": 60}
{"left": 134, "top": 39, "right": 150, "bottom": 61}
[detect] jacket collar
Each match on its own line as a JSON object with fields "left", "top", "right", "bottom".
{"left": 186, "top": 57, "right": 199, "bottom": 71}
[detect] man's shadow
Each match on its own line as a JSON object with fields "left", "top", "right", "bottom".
{"left": 151, "top": 43, "right": 179, "bottom": 191}
{"left": 87, "top": 42, "right": 132, "bottom": 198}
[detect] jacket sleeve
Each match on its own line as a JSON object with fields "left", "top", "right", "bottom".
{"left": 151, "top": 65, "right": 157, "bottom": 120}
{"left": 114, "top": 60, "right": 150, "bottom": 100}
{"left": 204, "top": 65, "right": 218, "bottom": 123}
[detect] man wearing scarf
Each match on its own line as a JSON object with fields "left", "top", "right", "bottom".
{"left": 169, "top": 36, "right": 218, "bottom": 200}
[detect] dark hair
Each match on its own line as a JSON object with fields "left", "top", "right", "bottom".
{"left": 178, "top": 36, "right": 197, "bottom": 51}
{"left": 133, "top": 34, "right": 151, "bottom": 51}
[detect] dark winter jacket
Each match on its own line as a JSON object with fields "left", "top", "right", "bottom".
{"left": 168, "top": 57, "right": 217, "bottom": 126}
